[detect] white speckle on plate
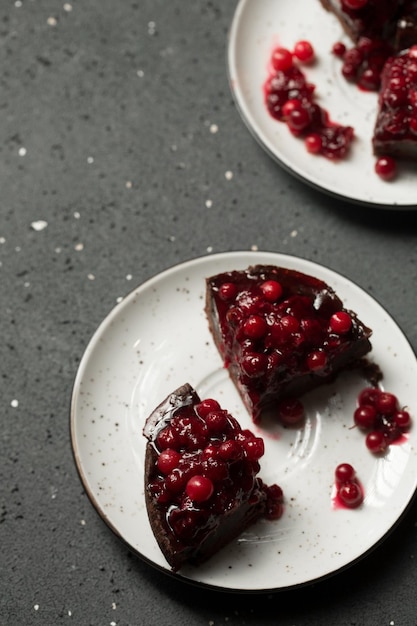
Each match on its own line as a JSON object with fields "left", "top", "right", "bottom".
{"left": 31, "top": 220, "right": 48, "bottom": 231}
{"left": 11, "top": 399, "right": 19, "bottom": 408}
{"left": 18, "top": 147, "right": 27, "bottom": 157}
{"left": 225, "top": 170, "right": 233, "bottom": 180}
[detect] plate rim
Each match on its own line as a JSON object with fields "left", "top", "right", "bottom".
{"left": 226, "top": 0, "right": 417, "bottom": 210}
{"left": 70, "top": 250, "right": 417, "bottom": 592}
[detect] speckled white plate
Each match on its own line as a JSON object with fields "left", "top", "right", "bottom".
{"left": 71, "top": 251, "right": 417, "bottom": 591}
{"left": 227, "top": 0, "right": 417, "bottom": 208}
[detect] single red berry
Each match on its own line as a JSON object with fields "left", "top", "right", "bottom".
{"left": 282, "top": 98, "right": 303, "bottom": 119}
{"left": 358, "top": 387, "right": 380, "bottom": 407}
{"left": 306, "top": 349, "right": 327, "bottom": 371}
{"left": 271, "top": 47, "right": 293, "bottom": 71}
{"left": 241, "top": 352, "right": 268, "bottom": 377}
{"left": 335, "top": 463, "right": 356, "bottom": 484}
{"left": 260, "top": 279, "right": 283, "bottom": 302}
{"left": 375, "top": 391, "right": 398, "bottom": 415}
{"left": 394, "top": 410, "right": 411, "bottom": 430}
{"left": 218, "top": 439, "right": 243, "bottom": 461}
{"left": 195, "top": 398, "right": 221, "bottom": 418}
{"left": 293, "top": 40, "right": 315, "bottom": 63}
{"left": 157, "top": 449, "right": 182, "bottom": 474}
{"left": 277, "top": 398, "right": 305, "bottom": 425}
{"left": 185, "top": 475, "right": 214, "bottom": 503}
{"left": 242, "top": 436, "right": 265, "bottom": 461}
{"left": 205, "top": 410, "right": 229, "bottom": 433}
{"left": 287, "top": 106, "right": 311, "bottom": 131}
{"left": 366, "top": 430, "right": 388, "bottom": 454}
{"left": 305, "top": 133, "right": 322, "bottom": 154}
{"left": 375, "top": 156, "right": 397, "bottom": 181}
{"left": 354, "top": 404, "right": 377, "bottom": 430}
{"left": 242, "top": 314, "right": 268, "bottom": 339}
{"left": 332, "top": 42, "right": 346, "bottom": 57}
{"left": 338, "top": 480, "right": 363, "bottom": 508}
{"left": 218, "top": 282, "right": 238, "bottom": 301}
{"left": 330, "top": 311, "right": 352, "bottom": 334}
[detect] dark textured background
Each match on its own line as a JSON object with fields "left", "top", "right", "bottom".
{"left": 1, "top": 1, "right": 417, "bottom": 624}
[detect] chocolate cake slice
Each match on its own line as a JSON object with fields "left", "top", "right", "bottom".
{"left": 143, "top": 383, "right": 283, "bottom": 571}
{"left": 373, "top": 46, "right": 417, "bottom": 159}
{"left": 206, "top": 265, "right": 372, "bottom": 423}
{"left": 319, "top": 0, "right": 401, "bottom": 43}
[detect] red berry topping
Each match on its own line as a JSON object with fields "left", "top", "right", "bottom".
{"left": 330, "top": 311, "right": 352, "bottom": 334}
{"left": 260, "top": 279, "right": 283, "bottom": 302}
{"left": 195, "top": 398, "right": 221, "bottom": 418}
{"left": 366, "top": 430, "right": 388, "bottom": 454}
{"left": 185, "top": 475, "right": 214, "bottom": 503}
{"left": 271, "top": 47, "right": 293, "bottom": 71}
{"left": 157, "top": 449, "right": 182, "bottom": 474}
{"left": 394, "top": 410, "right": 411, "bottom": 430}
{"left": 358, "top": 387, "right": 380, "bottom": 406}
{"left": 305, "top": 133, "right": 322, "bottom": 154}
{"left": 306, "top": 349, "right": 327, "bottom": 371}
{"left": 242, "top": 314, "right": 268, "bottom": 339}
{"left": 218, "top": 282, "right": 238, "bottom": 301}
{"left": 332, "top": 42, "right": 346, "bottom": 58}
{"left": 335, "top": 463, "right": 356, "bottom": 484}
{"left": 342, "top": 0, "right": 368, "bottom": 9}
{"left": 293, "top": 40, "right": 315, "bottom": 64}
{"left": 375, "top": 156, "right": 397, "bottom": 181}
{"left": 338, "top": 481, "right": 363, "bottom": 508}
{"left": 277, "top": 398, "right": 305, "bottom": 426}
{"left": 375, "top": 391, "right": 398, "bottom": 415}
{"left": 354, "top": 404, "right": 377, "bottom": 430}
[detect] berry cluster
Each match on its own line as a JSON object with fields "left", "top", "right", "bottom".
{"left": 332, "top": 37, "right": 393, "bottom": 92}
{"left": 148, "top": 397, "right": 283, "bottom": 542}
{"left": 334, "top": 463, "right": 364, "bottom": 509}
{"left": 264, "top": 41, "right": 354, "bottom": 159}
{"left": 354, "top": 387, "right": 412, "bottom": 454}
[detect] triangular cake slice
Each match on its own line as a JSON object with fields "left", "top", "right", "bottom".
{"left": 143, "top": 383, "right": 283, "bottom": 571}
{"left": 206, "top": 265, "right": 372, "bottom": 423}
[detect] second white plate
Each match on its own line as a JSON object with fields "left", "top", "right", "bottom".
{"left": 71, "top": 251, "right": 417, "bottom": 591}
{"left": 227, "top": 0, "right": 417, "bottom": 208}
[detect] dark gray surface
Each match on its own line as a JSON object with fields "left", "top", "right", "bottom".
{"left": 1, "top": 1, "right": 417, "bottom": 624}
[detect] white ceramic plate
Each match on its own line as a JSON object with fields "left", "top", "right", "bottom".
{"left": 71, "top": 251, "right": 417, "bottom": 591}
{"left": 227, "top": 0, "right": 417, "bottom": 208}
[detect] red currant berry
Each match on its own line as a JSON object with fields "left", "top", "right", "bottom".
{"left": 358, "top": 387, "right": 380, "bottom": 407}
{"left": 330, "top": 311, "right": 352, "bottom": 334}
{"left": 218, "top": 282, "right": 238, "bottom": 301}
{"left": 366, "top": 430, "right": 388, "bottom": 454}
{"left": 185, "top": 475, "right": 214, "bottom": 503}
{"left": 242, "top": 314, "right": 268, "bottom": 339}
{"left": 375, "top": 156, "right": 397, "bottom": 181}
{"left": 305, "top": 133, "right": 322, "bottom": 154}
{"left": 394, "top": 409, "right": 411, "bottom": 430}
{"left": 157, "top": 449, "right": 182, "bottom": 474}
{"left": 338, "top": 480, "right": 363, "bottom": 508}
{"left": 335, "top": 463, "right": 356, "bottom": 484}
{"left": 260, "top": 279, "right": 283, "bottom": 302}
{"left": 342, "top": 0, "right": 368, "bottom": 9}
{"left": 241, "top": 352, "right": 268, "bottom": 377}
{"left": 277, "top": 398, "right": 305, "bottom": 425}
{"left": 293, "top": 40, "right": 315, "bottom": 63}
{"left": 271, "top": 47, "right": 293, "bottom": 71}
{"left": 218, "top": 439, "right": 243, "bottom": 461}
{"left": 354, "top": 404, "right": 377, "bottom": 430}
{"left": 306, "top": 349, "right": 327, "bottom": 371}
{"left": 375, "top": 391, "right": 398, "bottom": 415}
{"left": 242, "top": 436, "right": 265, "bottom": 461}
{"left": 195, "top": 398, "right": 221, "bottom": 418}
{"left": 332, "top": 42, "right": 346, "bottom": 57}
{"left": 287, "top": 106, "right": 311, "bottom": 132}
{"left": 205, "top": 410, "right": 229, "bottom": 433}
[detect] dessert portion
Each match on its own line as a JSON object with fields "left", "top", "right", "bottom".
{"left": 206, "top": 265, "right": 372, "bottom": 423}
{"left": 372, "top": 46, "right": 417, "bottom": 160}
{"left": 143, "top": 383, "right": 283, "bottom": 571}
{"left": 319, "top": 0, "right": 400, "bottom": 43}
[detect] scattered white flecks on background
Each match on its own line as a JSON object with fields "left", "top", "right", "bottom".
{"left": 80, "top": 519, "right": 86, "bottom": 526}
{"left": 34, "top": 605, "right": 39, "bottom": 612}
{"left": 68, "top": 610, "right": 72, "bottom": 617}
{"left": 74, "top": 243, "right": 84, "bottom": 251}
{"left": 0, "top": 237, "right": 5, "bottom": 244}
{"left": 171, "top": 144, "right": 177, "bottom": 152}
{"left": 11, "top": 399, "right": 19, "bottom": 408}
{"left": 87, "top": 156, "right": 94, "bottom": 164}
{"left": 126, "top": 274, "right": 132, "bottom": 281}
{"left": 225, "top": 170, "right": 233, "bottom": 180}
{"left": 18, "top": 147, "right": 27, "bottom": 157}
{"left": 87, "top": 273, "right": 95, "bottom": 281}
{"left": 168, "top": 235, "right": 176, "bottom": 242}
{"left": 31, "top": 220, "right": 48, "bottom": 232}
{"left": 14, "top": 1, "right": 22, "bottom": 7}
{"left": 112, "top": 603, "right": 117, "bottom": 610}
{"left": 63, "top": 3, "right": 73, "bottom": 11}
{"left": 125, "top": 181, "right": 132, "bottom": 188}
{"left": 110, "top": 621, "right": 117, "bottom": 626}
{"left": 251, "top": 244, "right": 259, "bottom": 251}
{"left": 147, "top": 21, "right": 156, "bottom": 35}
{"left": 116, "top": 296, "right": 123, "bottom": 303}
{"left": 209, "top": 124, "right": 218, "bottom": 134}
{"left": 207, "top": 246, "right": 213, "bottom": 253}
{"left": 51, "top": 487, "right": 58, "bottom": 500}
{"left": 47, "top": 16, "right": 58, "bottom": 26}
{"left": 24, "top": 282, "right": 30, "bottom": 288}
{"left": 137, "top": 69, "right": 145, "bottom": 78}
{"left": 290, "top": 229, "right": 298, "bottom": 237}
{"left": 74, "top": 211, "right": 81, "bottom": 219}
{"left": 205, "top": 199, "right": 212, "bottom": 208}
{"left": 55, "top": 246, "right": 62, "bottom": 254}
